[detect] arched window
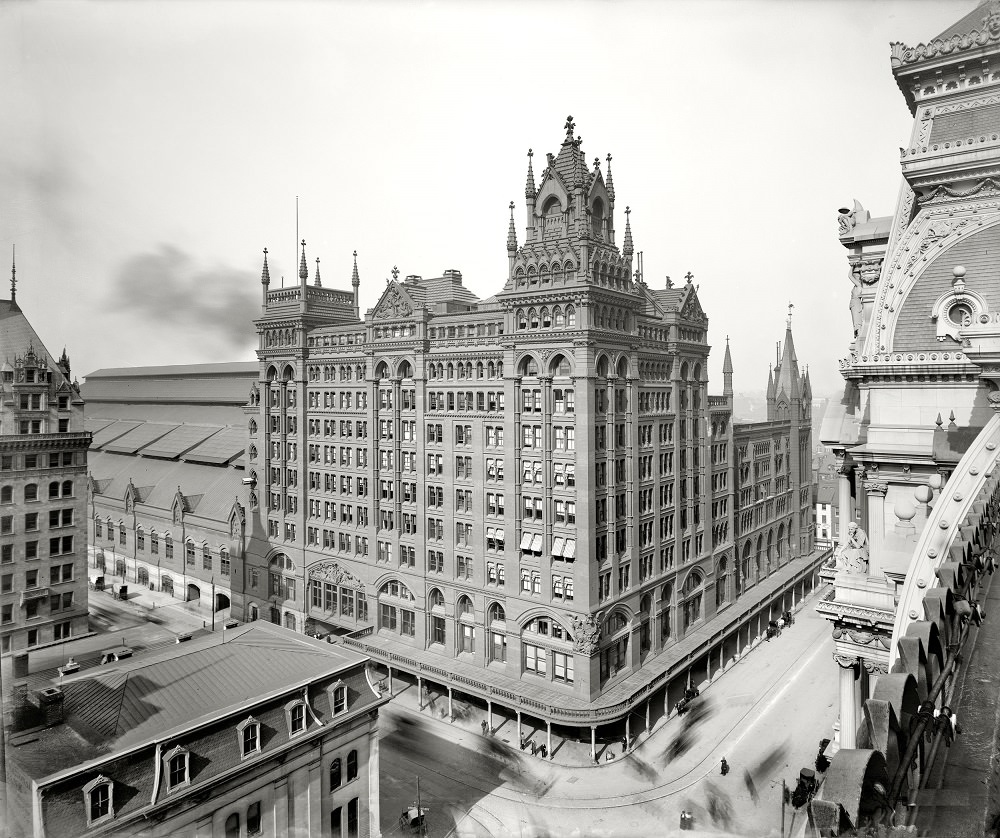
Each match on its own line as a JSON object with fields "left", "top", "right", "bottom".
{"left": 639, "top": 593, "right": 652, "bottom": 656}
{"left": 659, "top": 583, "right": 673, "bottom": 644}
{"left": 541, "top": 307, "right": 551, "bottom": 328}
{"left": 592, "top": 197, "right": 604, "bottom": 237}
{"left": 681, "top": 571, "right": 704, "bottom": 633}
{"left": 488, "top": 603, "right": 505, "bottom": 623}
{"left": 428, "top": 588, "right": 445, "bottom": 610}
{"left": 554, "top": 306, "right": 565, "bottom": 327}
{"left": 0, "top": 486, "right": 10, "bottom": 504}
{"left": 457, "top": 595, "right": 473, "bottom": 618}
{"left": 716, "top": 556, "right": 728, "bottom": 606}
{"left": 347, "top": 749, "right": 358, "bottom": 781}
{"left": 529, "top": 308, "right": 539, "bottom": 329}
{"left": 552, "top": 354, "right": 572, "bottom": 377}
{"left": 24, "top": 484, "right": 37, "bottom": 502}
{"left": 519, "top": 356, "right": 539, "bottom": 377}
{"left": 225, "top": 814, "right": 240, "bottom": 838}
{"left": 398, "top": 360, "right": 413, "bottom": 379}
{"left": 330, "top": 757, "right": 342, "bottom": 789}
{"left": 517, "top": 309, "right": 527, "bottom": 330}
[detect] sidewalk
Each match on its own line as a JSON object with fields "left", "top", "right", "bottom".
{"left": 383, "top": 582, "right": 832, "bottom": 777}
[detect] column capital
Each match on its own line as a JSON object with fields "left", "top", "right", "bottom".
{"left": 836, "top": 461, "right": 853, "bottom": 477}
{"left": 833, "top": 653, "right": 859, "bottom": 670}
{"left": 863, "top": 480, "right": 888, "bottom": 496}
{"left": 862, "top": 660, "right": 889, "bottom": 675}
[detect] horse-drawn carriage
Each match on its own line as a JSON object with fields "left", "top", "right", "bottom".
{"left": 398, "top": 804, "right": 428, "bottom": 834}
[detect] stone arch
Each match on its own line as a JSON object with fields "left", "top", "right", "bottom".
{"left": 518, "top": 353, "right": 541, "bottom": 377}
{"left": 281, "top": 363, "right": 295, "bottom": 382}
{"left": 549, "top": 353, "right": 573, "bottom": 377}
{"left": 595, "top": 353, "right": 610, "bottom": 378}
{"left": 616, "top": 356, "right": 629, "bottom": 379}
{"left": 374, "top": 360, "right": 389, "bottom": 380}
{"left": 396, "top": 358, "right": 414, "bottom": 379}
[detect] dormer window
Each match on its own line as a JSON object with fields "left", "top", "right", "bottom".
{"left": 163, "top": 745, "right": 190, "bottom": 791}
{"left": 237, "top": 716, "right": 261, "bottom": 759}
{"left": 329, "top": 680, "right": 348, "bottom": 715}
{"left": 285, "top": 699, "right": 308, "bottom": 737}
{"left": 83, "top": 775, "right": 114, "bottom": 827}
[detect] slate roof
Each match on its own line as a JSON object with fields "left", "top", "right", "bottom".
{"left": 89, "top": 450, "right": 243, "bottom": 522}
{"left": 932, "top": 2, "right": 990, "bottom": 43}
{"left": 102, "top": 422, "right": 176, "bottom": 454}
{"left": 90, "top": 420, "right": 143, "bottom": 449}
{"left": 0, "top": 299, "right": 60, "bottom": 371}
{"left": 11, "top": 622, "right": 370, "bottom": 780}
{"left": 140, "top": 424, "right": 222, "bottom": 460}
{"left": 816, "top": 484, "right": 837, "bottom": 507}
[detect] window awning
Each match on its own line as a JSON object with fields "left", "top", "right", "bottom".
{"left": 552, "top": 537, "right": 565, "bottom": 557}
{"left": 564, "top": 539, "right": 577, "bottom": 559}
{"left": 520, "top": 532, "right": 534, "bottom": 550}
{"left": 531, "top": 534, "right": 544, "bottom": 552}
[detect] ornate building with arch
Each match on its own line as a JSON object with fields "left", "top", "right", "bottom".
{"left": 245, "top": 119, "right": 818, "bottom": 737}
{"left": 815, "top": 3, "right": 1000, "bottom": 833}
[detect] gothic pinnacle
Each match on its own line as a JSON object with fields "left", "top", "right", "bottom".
{"left": 351, "top": 250, "right": 360, "bottom": 287}
{"left": 606, "top": 153, "right": 615, "bottom": 200}
{"left": 260, "top": 248, "right": 270, "bottom": 286}
{"left": 622, "top": 206, "right": 633, "bottom": 257}
{"left": 298, "top": 239, "right": 308, "bottom": 282}
{"left": 507, "top": 201, "right": 518, "bottom": 253}
{"left": 314, "top": 257, "right": 322, "bottom": 287}
{"left": 525, "top": 148, "right": 536, "bottom": 199}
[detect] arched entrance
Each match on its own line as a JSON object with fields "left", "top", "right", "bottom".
{"left": 115, "top": 559, "right": 126, "bottom": 578}
{"left": 284, "top": 612, "right": 296, "bottom": 631}
{"left": 137, "top": 566, "right": 149, "bottom": 587}
{"left": 162, "top": 575, "right": 174, "bottom": 596}
{"left": 247, "top": 603, "right": 259, "bottom": 621}
{"left": 187, "top": 583, "right": 201, "bottom": 603}
{"left": 215, "top": 593, "right": 230, "bottom": 612}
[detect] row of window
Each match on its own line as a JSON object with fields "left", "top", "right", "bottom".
{"left": 0, "top": 480, "right": 74, "bottom": 503}
{"left": 0, "top": 451, "right": 75, "bottom": 470}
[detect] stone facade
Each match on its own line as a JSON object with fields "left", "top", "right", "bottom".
{"left": 242, "top": 120, "right": 815, "bottom": 718}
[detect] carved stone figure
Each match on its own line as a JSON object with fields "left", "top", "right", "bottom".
{"left": 835, "top": 522, "right": 870, "bottom": 574}
{"left": 849, "top": 266, "right": 863, "bottom": 340}
{"left": 571, "top": 615, "right": 600, "bottom": 655}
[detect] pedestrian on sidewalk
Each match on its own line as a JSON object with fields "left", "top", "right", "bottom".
{"left": 539, "top": 743, "right": 547, "bottom": 759}
{"left": 481, "top": 720, "right": 489, "bottom": 736}
{"left": 720, "top": 757, "right": 729, "bottom": 776}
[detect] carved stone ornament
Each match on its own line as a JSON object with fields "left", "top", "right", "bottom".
{"left": 831, "top": 627, "right": 892, "bottom": 649}
{"left": 833, "top": 653, "right": 859, "bottom": 670}
{"left": 308, "top": 562, "right": 365, "bottom": 591}
{"left": 862, "top": 660, "right": 890, "bottom": 676}
{"left": 834, "top": 522, "right": 869, "bottom": 574}
{"left": 864, "top": 481, "right": 889, "bottom": 497}
{"left": 989, "top": 390, "right": 1000, "bottom": 412}
{"left": 374, "top": 285, "right": 413, "bottom": 320}
{"left": 571, "top": 615, "right": 601, "bottom": 655}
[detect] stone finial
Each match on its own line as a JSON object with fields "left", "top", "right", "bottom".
{"left": 298, "top": 240, "right": 308, "bottom": 282}
{"left": 605, "top": 153, "right": 615, "bottom": 200}
{"left": 622, "top": 206, "right": 633, "bottom": 258}
{"left": 507, "top": 201, "right": 517, "bottom": 253}
{"left": 314, "top": 257, "right": 322, "bottom": 287}
{"left": 525, "top": 148, "right": 536, "bottom": 199}
{"left": 391, "top": 266, "right": 400, "bottom": 282}
{"left": 351, "top": 250, "right": 360, "bottom": 288}
{"left": 261, "top": 248, "right": 271, "bottom": 286}
{"left": 564, "top": 115, "right": 575, "bottom": 139}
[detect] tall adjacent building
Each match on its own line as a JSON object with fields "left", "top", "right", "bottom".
{"left": 816, "top": 2, "right": 1000, "bottom": 833}
{"left": 0, "top": 265, "right": 90, "bottom": 655}
{"left": 243, "top": 120, "right": 817, "bottom": 736}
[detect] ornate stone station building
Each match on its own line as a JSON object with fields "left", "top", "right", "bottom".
{"left": 245, "top": 119, "right": 822, "bottom": 756}
{"left": 816, "top": 2, "right": 1000, "bottom": 833}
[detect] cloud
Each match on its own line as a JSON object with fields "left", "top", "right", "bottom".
{"left": 107, "top": 245, "right": 259, "bottom": 352}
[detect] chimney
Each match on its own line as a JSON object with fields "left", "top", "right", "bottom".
{"left": 36, "top": 687, "right": 65, "bottom": 727}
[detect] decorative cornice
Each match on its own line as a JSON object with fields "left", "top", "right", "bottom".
{"left": 891, "top": 10, "right": 1000, "bottom": 69}
{"left": 862, "top": 660, "right": 890, "bottom": 675}
{"left": 832, "top": 626, "right": 892, "bottom": 650}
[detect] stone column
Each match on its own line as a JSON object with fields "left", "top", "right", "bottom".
{"left": 837, "top": 464, "right": 853, "bottom": 549}
{"left": 546, "top": 720, "right": 552, "bottom": 757}
{"left": 591, "top": 725, "right": 597, "bottom": 762}
{"left": 854, "top": 466, "right": 867, "bottom": 525}
{"left": 836, "top": 655, "right": 860, "bottom": 749}
{"left": 864, "top": 481, "right": 888, "bottom": 577}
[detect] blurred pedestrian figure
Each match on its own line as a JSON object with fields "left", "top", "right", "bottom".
{"left": 720, "top": 757, "right": 729, "bottom": 776}
{"left": 744, "top": 769, "right": 759, "bottom": 805}
{"left": 539, "top": 743, "right": 548, "bottom": 759}
{"left": 777, "top": 615, "right": 785, "bottom": 633}
{"left": 621, "top": 735, "right": 629, "bottom": 752}
{"left": 529, "top": 741, "right": 537, "bottom": 757}
{"left": 481, "top": 720, "right": 489, "bottom": 736}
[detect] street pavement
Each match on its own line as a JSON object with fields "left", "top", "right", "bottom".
{"left": 379, "top": 584, "right": 837, "bottom": 838}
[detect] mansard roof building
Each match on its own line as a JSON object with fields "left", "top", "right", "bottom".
{"left": 817, "top": 2, "right": 1000, "bottom": 833}
{"left": 244, "top": 119, "right": 820, "bottom": 740}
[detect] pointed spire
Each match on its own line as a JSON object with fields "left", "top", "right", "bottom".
{"left": 605, "top": 153, "right": 615, "bottom": 201}
{"left": 525, "top": 148, "right": 536, "bottom": 199}
{"left": 10, "top": 244, "right": 16, "bottom": 303}
{"left": 507, "top": 201, "right": 518, "bottom": 253}
{"left": 261, "top": 248, "right": 271, "bottom": 286}
{"left": 622, "top": 206, "right": 633, "bottom": 257}
{"left": 298, "top": 239, "right": 308, "bottom": 284}
{"left": 767, "top": 364, "right": 775, "bottom": 399}
{"left": 351, "top": 250, "right": 360, "bottom": 318}
{"left": 723, "top": 336, "right": 734, "bottom": 397}
{"left": 314, "top": 257, "right": 322, "bottom": 287}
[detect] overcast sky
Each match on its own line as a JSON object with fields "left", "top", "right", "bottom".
{"left": 0, "top": 0, "right": 972, "bottom": 396}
